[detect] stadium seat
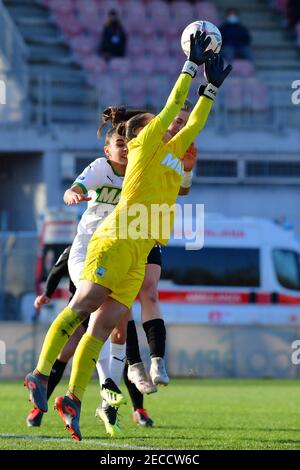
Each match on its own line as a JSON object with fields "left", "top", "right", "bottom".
{"left": 109, "top": 57, "right": 132, "bottom": 75}
{"left": 146, "top": 1, "right": 170, "bottom": 19}
{"left": 132, "top": 56, "right": 155, "bottom": 75}
{"left": 154, "top": 55, "right": 180, "bottom": 74}
{"left": 75, "top": 0, "right": 99, "bottom": 16}
{"left": 97, "top": 75, "right": 123, "bottom": 106}
{"left": 69, "top": 35, "right": 96, "bottom": 56}
{"left": 80, "top": 55, "right": 108, "bottom": 74}
{"left": 123, "top": 12, "right": 149, "bottom": 35}
{"left": 122, "top": 75, "right": 147, "bottom": 107}
{"left": 223, "top": 78, "right": 244, "bottom": 111}
{"left": 147, "top": 74, "right": 169, "bottom": 108}
{"left": 54, "top": 14, "right": 83, "bottom": 37}
{"left": 232, "top": 59, "right": 256, "bottom": 77}
{"left": 170, "top": 1, "right": 195, "bottom": 31}
{"left": 127, "top": 35, "right": 146, "bottom": 56}
{"left": 145, "top": 36, "right": 169, "bottom": 56}
{"left": 50, "top": 0, "right": 74, "bottom": 15}
{"left": 245, "top": 78, "right": 269, "bottom": 111}
{"left": 194, "top": 1, "right": 220, "bottom": 25}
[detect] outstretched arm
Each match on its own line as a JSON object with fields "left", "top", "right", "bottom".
{"left": 169, "top": 54, "right": 232, "bottom": 157}
{"left": 136, "top": 32, "right": 212, "bottom": 146}
{"left": 35, "top": 247, "right": 71, "bottom": 309}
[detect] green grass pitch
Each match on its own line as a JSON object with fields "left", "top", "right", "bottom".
{"left": 0, "top": 378, "right": 300, "bottom": 450}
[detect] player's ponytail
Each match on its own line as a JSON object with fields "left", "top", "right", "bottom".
{"left": 97, "top": 106, "right": 147, "bottom": 139}
{"left": 116, "top": 121, "right": 126, "bottom": 138}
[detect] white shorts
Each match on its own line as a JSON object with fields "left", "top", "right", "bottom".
{"left": 68, "top": 233, "right": 92, "bottom": 287}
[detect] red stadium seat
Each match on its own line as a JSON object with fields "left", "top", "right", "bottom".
{"left": 97, "top": 75, "right": 123, "bottom": 106}
{"left": 245, "top": 78, "right": 269, "bottom": 111}
{"left": 232, "top": 59, "right": 256, "bottom": 77}
{"left": 54, "top": 14, "right": 83, "bottom": 37}
{"left": 132, "top": 56, "right": 156, "bottom": 75}
{"left": 123, "top": 12, "right": 149, "bottom": 34}
{"left": 170, "top": 1, "right": 195, "bottom": 30}
{"left": 146, "top": 74, "right": 169, "bottom": 108}
{"left": 153, "top": 55, "right": 176, "bottom": 74}
{"left": 109, "top": 57, "right": 132, "bottom": 75}
{"left": 223, "top": 78, "right": 244, "bottom": 111}
{"left": 69, "top": 35, "right": 96, "bottom": 56}
{"left": 145, "top": 36, "right": 169, "bottom": 56}
{"left": 50, "top": 0, "right": 74, "bottom": 15}
{"left": 146, "top": 1, "right": 170, "bottom": 18}
{"left": 194, "top": 2, "right": 220, "bottom": 25}
{"left": 80, "top": 55, "right": 108, "bottom": 73}
{"left": 122, "top": 75, "right": 147, "bottom": 107}
{"left": 127, "top": 34, "right": 146, "bottom": 56}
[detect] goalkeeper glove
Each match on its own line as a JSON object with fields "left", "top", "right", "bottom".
{"left": 182, "top": 31, "right": 214, "bottom": 78}
{"left": 198, "top": 53, "right": 232, "bottom": 100}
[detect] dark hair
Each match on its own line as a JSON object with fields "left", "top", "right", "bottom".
{"left": 117, "top": 113, "right": 151, "bottom": 142}
{"left": 226, "top": 7, "right": 239, "bottom": 15}
{"left": 104, "top": 127, "right": 119, "bottom": 145}
{"left": 182, "top": 99, "right": 193, "bottom": 113}
{"left": 97, "top": 106, "right": 147, "bottom": 139}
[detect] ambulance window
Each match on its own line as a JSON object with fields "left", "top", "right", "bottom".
{"left": 162, "top": 247, "right": 260, "bottom": 287}
{"left": 273, "top": 249, "right": 300, "bottom": 291}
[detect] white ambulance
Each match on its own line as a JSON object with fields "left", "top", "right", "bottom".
{"left": 153, "top": 214, "right": 300, "bottom": 325}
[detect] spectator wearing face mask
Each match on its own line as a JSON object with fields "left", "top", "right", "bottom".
{"left": 99, "top": 10, "right": 127, "bottom": 61}
{"left": 219, "top": 8, "right": 253, "bottom": 62}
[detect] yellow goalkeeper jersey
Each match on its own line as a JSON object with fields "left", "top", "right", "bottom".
{"left": 97, "top": 72, "right": 213, "bottom": 245}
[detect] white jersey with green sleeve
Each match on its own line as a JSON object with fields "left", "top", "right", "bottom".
{"left": 72, "top": 157, "right": 124, "bottom": 235}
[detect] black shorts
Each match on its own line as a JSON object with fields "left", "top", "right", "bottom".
{"left": 147, "top": 244, "right": 162, "bottom": 267}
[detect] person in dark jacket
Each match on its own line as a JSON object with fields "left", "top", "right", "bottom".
{"left": 220, "top": 8, "right": 253, "bottom": 62}
{"left": 99, "top": 10, "right": 127, "bottom": 61}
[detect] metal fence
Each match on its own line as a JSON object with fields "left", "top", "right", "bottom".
{"left": 0, "top": 0, "right": 29, "bottom": 123}
{"left": 0, "top": 231, "right": 37, "bottom": 321}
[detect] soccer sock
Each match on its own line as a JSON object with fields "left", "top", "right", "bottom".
{"left": 109, "top": 342, "right": 126, "bottom": 386}
{"left": 68, "top": 333, "right": 103, "bottom": 402}
{"left": 47, "top": 359, "right": 67, "bottom": 399}
{"left": 143, "top": 319, "right": 166, "bottom": 359}
{"left": 123, "top": 362, "right": 143, "bottom": 410}
{"left": 126, "top": 320, "right": 142, "bottom": 365}
{"left": 96, "top": 338, "right": 111, "bottom": 387}
{"left": 36, "top": 306, "right": 82, "bottom": 376}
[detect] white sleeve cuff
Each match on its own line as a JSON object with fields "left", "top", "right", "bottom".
{"left": 203, "top": 83, "right": 218, "bottom": 100}
{"left": 181, "top": 170, "right": 193, "bottom": 188}
{"left": 181, "top": 61, "right": 198, "bottom": 78}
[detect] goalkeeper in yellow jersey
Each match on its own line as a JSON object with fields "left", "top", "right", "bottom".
{"left": 25, "top": 31, "right": 231, "bottom": 441}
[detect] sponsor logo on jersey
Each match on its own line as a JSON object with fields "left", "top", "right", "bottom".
{"left": 107, "top": 175, "right": 114, "bottom": 183}
{"left": 160, "top": 154, "right": 184, "bottom": 176}
{"left": 95, "top": 186, "right": 122, "bottom": 205}
{"left": 78, "top": 176, "right": 85, "bottom": 181}
{"left": 96, "top": 266, "right": 107, "bottom": 277}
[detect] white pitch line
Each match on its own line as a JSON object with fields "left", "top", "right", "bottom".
{"left": 0, "top": 433, "right": 157, "bottom": 450}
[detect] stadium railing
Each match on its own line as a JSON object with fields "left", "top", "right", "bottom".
{"left": 0, "top": 0, "right": 29, "bottom": 122}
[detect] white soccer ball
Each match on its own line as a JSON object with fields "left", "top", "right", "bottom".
{"left": 181, "top": 20, "right": 222, "bottom": 56}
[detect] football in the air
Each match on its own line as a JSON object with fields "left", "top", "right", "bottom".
{"left": 181, "top": 20, "right": 222, "bottom": 56}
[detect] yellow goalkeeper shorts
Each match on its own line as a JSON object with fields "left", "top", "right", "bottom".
{"left": 80, "top": 234, "right": 155, "bottom": 309}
